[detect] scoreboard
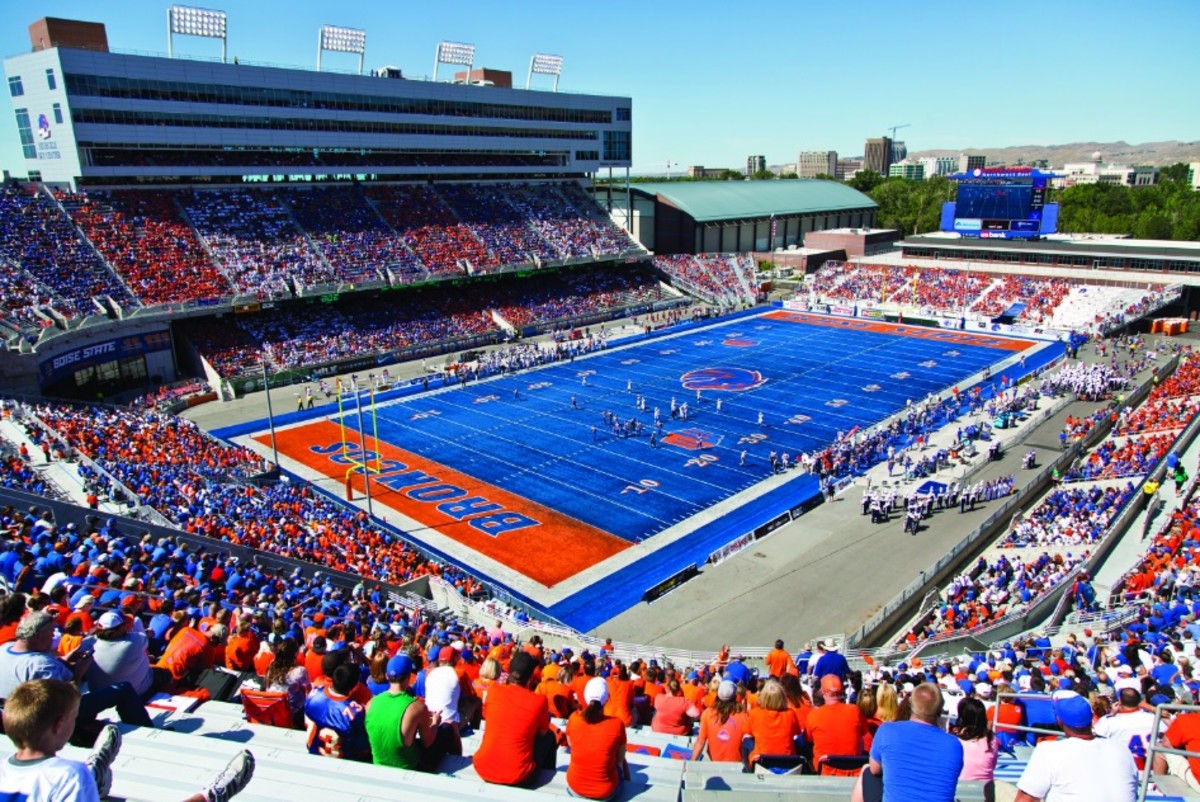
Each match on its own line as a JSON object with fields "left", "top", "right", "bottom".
{"left": 940, "top": 168, "right": 1058, "bottom": 240}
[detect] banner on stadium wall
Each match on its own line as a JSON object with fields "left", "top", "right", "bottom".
{"left": 782, "top": 299, "right": 808, "bottom": 312}
{"left": 642, "top": 563, "right": 701, "bottom": 603}
{"left": 860, "top": 309, "right": 886, "bottom": 320}
{"left": 830, "top": 304, "right": 855, "bottom": 317}
{"left": 39, "top": 330, "right": 171, "bottom": 385}
{"left": 708, "top": 532, "right": 754, "bottom": 565}
{"left": 939, "top": 318, "right": 963, "bottom": 330}
{"left": 754, "top": 511, "right": 791, "bottom": 540}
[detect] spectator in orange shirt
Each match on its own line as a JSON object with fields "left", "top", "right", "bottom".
{"left": 745, "top": 679, "right": 801, "bottom": 768}
{"left": 539, "top": 662, "right": 577, "bottom": 719}
{"left": 566, "top": 677, "right": 629, "bottom": 800}
{"left": 305, "top": 636, "right": 328, "bottom": 683}
{"left": 472, "top": 651, "right": 557, "bottom": 787}
{"left": 652, "top": 678, "right": 699, "bottom": 735}
{"left": 71, "top": 595, "right": 96, "bottom": 635}
{"left": 806, "top": 675, "right": 868, "bottom": 773}
{"left": 156, "top": 611, "right": 213, "bottom": 689}
{"left": 765, "top": 640, "right": 798, "bottom": 679}
{"left": 604, "top": 661, "right": 635, "bottom": 727}
{"left": 225, "top": 619, "right": 260, "bottom": 673}
{"left": 693, "top": 680, "right": 749, "bottom": 763}
{"left": 779, "top": 674, "right": 814, "bottom": 735}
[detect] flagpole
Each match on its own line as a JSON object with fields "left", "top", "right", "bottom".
{"left": 262, "top": 362, "right": 279, "bottom": 466}
{"left": 353, "top": 378, "right": 374, "bottom": 517}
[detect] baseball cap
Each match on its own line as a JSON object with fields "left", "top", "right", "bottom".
{"left": 96, "top": 611, "right": 124, "bottom": 630}
{"left": 74, "top": 594, "right": 95, "bottom": 610}
{"left": 1054, "top": 695, "right": 1093, "bottom": 729}
{"left": 386, "top": 654, "right": 414, "bottom": 680}
{"left": 718, "top": 680, "right": 737, "bottom": 702}
{"left": 584, "top": 677, "right": 610, "bottom": 705}
{"left": 438, "top": 646, "right": 456, "bottom": 664}
{"left": 1114, "top": 677, "right": 1141, "bottom": 694}
{"left": 820, "top": 675, "right": 844, "bottom": 696}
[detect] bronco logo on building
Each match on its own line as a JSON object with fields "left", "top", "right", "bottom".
{"left": 680, "top": 367, "right": 766, "bottom": 392}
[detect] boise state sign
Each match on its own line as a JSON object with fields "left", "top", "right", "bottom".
{"left": 680, "top": 367, "right": 766, "bottom": 392}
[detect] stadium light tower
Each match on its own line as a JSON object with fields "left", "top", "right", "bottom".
{"left": 318, "top": 25, "right": 367, "bottom": 75}
{"left": 433, "top": 41, "right": 475, "bottom": 82}
{"left": 167, "top": 5, "right": 227, "bottom": 63}
{"left": 526, "top": 52, "right": 564, "bottom": 92}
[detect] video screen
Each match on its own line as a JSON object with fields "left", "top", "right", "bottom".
{"left": 954, "top": 181, "right": 1034, "bottom": 221}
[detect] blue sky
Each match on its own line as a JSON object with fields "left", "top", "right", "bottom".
{"left": 1, "top": 0, "right": 1197, "bottom": 176}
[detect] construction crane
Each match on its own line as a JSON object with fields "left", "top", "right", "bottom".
{"left": 887, "top": 123, "right": 911, "bottom": 140}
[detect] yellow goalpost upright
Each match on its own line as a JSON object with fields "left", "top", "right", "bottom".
{"left": 336, "top": 378, "right": 383, "bottom": 501}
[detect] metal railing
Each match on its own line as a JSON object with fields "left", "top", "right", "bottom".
{"left": 1140, "top": 702, "right": 1200, "bottom": 802}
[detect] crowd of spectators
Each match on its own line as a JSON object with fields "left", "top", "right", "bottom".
{"left": 970, "top": 275, "right": 1071, "bottom": 322}
{"left": 1115, "top": 355, "right": 1200, "bottom": 437}
{"left": 437, "top": 184, "right": 561, "bottom": 271}
{"left": 179, "top": 321, "right": 266, "bottom": 378}
{"left": 1003, "top": 483, "right": 1137, "bottom": 547}
{"left": 3, "top": 400, "right": 485, "bottom": 599}
{"left": 1062, "top": 433, "right": 1174, "bottom": 481}
{"left": 0, "top": 185, "right": 134, "bottom": 321}
{"left": 809, "top": 263, "right": 908, "bottom": 305}
{"left": 0, "top": 183, "right": 649, "bottom": 331}
{"left": 905, "top": 267, "right": 993, "bottom": 312}
{"left": 181, "top": 266, "right": 668, "bottom": 378}
{"left": 493, "top": 266, "right": 664, "bottom": 328}
{"left": 651, "top": 254, "right": 754, "bottom": 306}
{"left": 278, "top": 187, "right": 423, "bottom": 285}
{"left": 179, "top": 190, "right": 340, "bottom": 297}
{"left": 920, "top": 552, "right": 1085, "bottom": 639}
{"left": 61, "top": 190, "right": 234, "bottom": 306}
{"left": 506, "top": 183, "right": 637, "bottom": 259}
{"left": 366, "top": 185, "right": 495, "bottom": 277}
{"left": 129, "top": 379, "right": 215, "bottom": 412}
{"left": 242, "top": 294, "right": 497, "bottom": 370}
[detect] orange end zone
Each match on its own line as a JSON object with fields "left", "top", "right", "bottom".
{"left": 257, "top": 420, "right": 630, "bottom": 587}
{"left": 764, "top": 310, "right": 1033, "bottom": 352}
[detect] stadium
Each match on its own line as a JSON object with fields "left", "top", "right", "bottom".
{"left": 0, "top": 7, "right": 1199, "bottom": 802}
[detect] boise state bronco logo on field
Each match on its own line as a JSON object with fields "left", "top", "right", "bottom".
{"left": 680, "top": 367, "right": 766, "bottom": 392}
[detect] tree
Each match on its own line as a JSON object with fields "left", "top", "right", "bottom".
{"left": 779, "top": 171, "right": 799, "bottom": 180}
{"left": 750, "top": 169, "right": 776, "bottom": 181}
{"left": 1159, "top": 163, "right": 1189, "bottom": 184}
{"left": 810, "top": 173, "right": 837, "bottom": 181}
{"left": 847, "top": 170, "right": 885, "bottom": 194}
{"left": 718, "top": 169, "right": 744, "bottom": 182}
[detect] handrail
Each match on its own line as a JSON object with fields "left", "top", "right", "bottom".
{"left": 1140, "top": 702, "right": 1200, "bottom": 802}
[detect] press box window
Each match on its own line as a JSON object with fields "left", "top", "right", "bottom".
{"left": 615, "top": 107, "right": 631, "bottom": 121}
{"left": 575, "top": 150, "right": 599, "bottom": 161}
{"left": 52, "top": 103, "right": 63, "bottom": 125}
{"left": 14, "top": 109, "right": 36, "bottom": 159}
{"left": 45, "top": 68, "right": 56, "bottom": 90}
{"left": 7, "top": 76, "right": 23, "bottom": 97}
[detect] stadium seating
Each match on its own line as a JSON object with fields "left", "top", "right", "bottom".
{"left": 180, "top": 265, "right": 667, "bottom": 378}
{"left": 366, "top": 185, "right": 494, "bottom": 276}
{"left": 437, "top": 183, "right": 562, "bottom": 270}
{"left": 178, "top": 189, "right": 339, "bottom": 297}
{"left": 60, "top": 189, "right": 233, "bottom": 306}
{"left": 651, "top": 254, "right": 756, "bottom": 307}
{"left": 0, "top": 184, "right": 135, "bottom": 321}
{"left": 277, "top": 186, "right": 422, "bottom": 285}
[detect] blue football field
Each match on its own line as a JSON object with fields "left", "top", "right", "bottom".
{"left": 338, "top": 311, "right": 1040, "bottom": 548}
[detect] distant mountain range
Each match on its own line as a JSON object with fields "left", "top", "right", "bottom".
{"left": 907, "top": 140, "right": 1200, "bottom": 168}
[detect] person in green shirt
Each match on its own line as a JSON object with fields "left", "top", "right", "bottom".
{"left": 365, "top": 654, "right": 442, "bottom": 772}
